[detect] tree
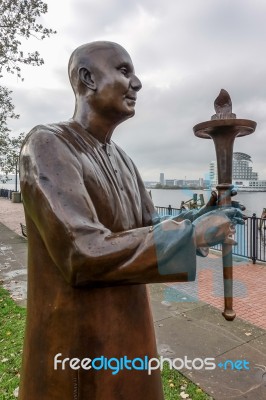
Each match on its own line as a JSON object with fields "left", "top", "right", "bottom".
{"left": 0, "top": 0, "right": 56, "bottom": 184}
{"left": 0, "top": 84, "right": 19, "bottom": 183}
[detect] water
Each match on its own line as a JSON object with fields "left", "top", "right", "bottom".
{"left": 1, "top": 176, "right": 265, "bottom": 217}
{"left": 150, "top": 188, "right": 266, "bottom": 217}
{"left": 0, "top": 175, "right": 20, "bottom": 191}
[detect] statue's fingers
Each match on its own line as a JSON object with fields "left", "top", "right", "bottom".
{"left": 206, "top": 191, "right": 218, "bottom": 207}
{"left": 231, "top": 189, "right": 238, "bottom": 197}
{"left": 223, "top": 208, "right": 243, "bottom": 219}
{"left": 231, "top": 201, "right": 246, "bottom": 211}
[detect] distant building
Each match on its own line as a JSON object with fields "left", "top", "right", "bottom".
{"left": 233, "top": 152, "right": 258, "bottom": 180}
{"left": 209, "top": 161, "right": 218, "bottom": 186}
{"left": 159, "top": 173, "right": 165, "bottom": 186}
{"left": 174, "top": 179, "right": 184, "bottom": 186}
{"left": 144, "top": 181, "right": 158, "bottom": 188}
{"left": 165, "top": 179, "right": 175, "bottom": 187}
{"left": 156, "top": 177, "right": 208, "bottom": 188}
{"left": 209, "top": 152, "right": 266, "bottom": 191}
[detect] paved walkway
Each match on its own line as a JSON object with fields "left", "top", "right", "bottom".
{"left": 0, "top": 197, "right": 26, "bottom": 235}
{"left": 0, "top": 198, "right": 266, "bottom": 399}
{"left": 165, "top": 252, "right": 266, "bottom": 330}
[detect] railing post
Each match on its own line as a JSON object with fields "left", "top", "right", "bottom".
{"left": 251, "top": 213, "right": 257, "bottom": 264}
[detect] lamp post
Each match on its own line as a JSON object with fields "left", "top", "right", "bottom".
{"left": 14, "top": 156, "right": 18, "bottom": 192}
{"left": 193, "top": 89, "right": 256, "bottom": 321}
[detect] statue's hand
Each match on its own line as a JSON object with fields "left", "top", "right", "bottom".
{"left": 194, "top": 190, "right": 246, "bottom": 221}
{"left": 193, "top": 208, "right": 244, "bottom": 248}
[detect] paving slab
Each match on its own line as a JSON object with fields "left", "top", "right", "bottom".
{"left": 150, "top": 282, "right": 266, "bottom": 400}
{"left": 148, "top": 284, "right": 206, "bottom": 322}
{"left": 185, "top": 340, "right": 266, "bottom": 400}
{"left": 154, "top": 314, "right": 244, "bottom": 360}
{"left": 183, "top": 303, "right": 266, "bottom": 342}
{"left": 0, "top": 223, "right": 27, "bottom": 306}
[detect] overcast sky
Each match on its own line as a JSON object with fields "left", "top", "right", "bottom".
{"left": 5, "top": 0, "right": 266, "bottom": 181}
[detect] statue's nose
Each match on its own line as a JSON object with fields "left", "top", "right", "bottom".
{"left": 131, "top": 75, "right": 142, "bottom": 92}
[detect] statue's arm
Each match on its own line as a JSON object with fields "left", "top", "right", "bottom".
{"left": 20, "top": 128, "right": 197, "bottom": 287}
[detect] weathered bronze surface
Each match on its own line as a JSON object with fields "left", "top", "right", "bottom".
{"left": 19, "top": 43, "right": 243, "bottom": 399}
{"left": 194, "top": 89, "right": 257, "bottom": 320}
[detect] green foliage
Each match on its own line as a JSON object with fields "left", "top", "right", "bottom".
{"left": 0, "top": 286, "right": 26, "bottom": 399}
{"left": 0, "top": 0, "right": 56, "bottom": 79}
{"left": 0, "top": 0, "right": 56, "bottom": 182}
{"left": 0, "top": 132, "right": 25, "bottom": 183}
{"left": 0, "top": 85, "right": 22, "bottom": 181}
{"left": 162, "top": 362, "right": 213, "bottom": 400}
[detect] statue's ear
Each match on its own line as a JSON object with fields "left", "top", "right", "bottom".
{"left": 79, "top": 67, "right": 97, "bottom": 91}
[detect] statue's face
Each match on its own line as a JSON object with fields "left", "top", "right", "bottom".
{"left": 91, "top": 45, "right": 142, "bottom": 121}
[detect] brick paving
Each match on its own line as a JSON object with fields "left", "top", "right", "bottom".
{"left": 166, "top": 252, "right": 266, "bottom": 330}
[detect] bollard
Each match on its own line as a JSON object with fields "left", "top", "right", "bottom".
{"left": 11, "top": 192, "right": 21, "bottom": 203}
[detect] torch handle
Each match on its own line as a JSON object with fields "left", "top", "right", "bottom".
{"left": 217, "top": 184, "right": 236, "bottom": 321}
{"left": 222, "top": 244, "right": 235, "bottom": 320}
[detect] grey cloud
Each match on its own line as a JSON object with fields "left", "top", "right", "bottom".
{"left": 8, "top": 87, "right": 74, "bottom": 135}
{"left": 65, "top": 0, "right": 140, "bottom": 40}
{"left": 6, "top": 0, "right": 266, "bottom": 181}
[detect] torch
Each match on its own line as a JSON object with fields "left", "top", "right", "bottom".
{"left": 193, "top": 89, "right": 256, "bottom": 321}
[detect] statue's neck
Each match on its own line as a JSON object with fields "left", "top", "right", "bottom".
{"left": 73, "top": 105, "right": 116, "bottom": 144}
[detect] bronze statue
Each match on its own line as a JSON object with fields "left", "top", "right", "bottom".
{"left": 19, "top": 41, "right": 243, "bottom": 400}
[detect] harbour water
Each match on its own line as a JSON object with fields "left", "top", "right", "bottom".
{"left": 150, "top": 188, "right": 266, "bottom": 218}
{"left": 1, "top": 177, "right": 265, "bottom": 217}
{"left": 0, "top": 175, "right": 20, "bottom": 192}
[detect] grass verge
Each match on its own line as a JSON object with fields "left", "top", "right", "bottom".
{"left": 0, "top": 286, "right": 26, "bottom": 399}
{"left": 0, "top": 286, "right": 212, "bottom": 399}
{"left": 162, "top": 362, "right": 213, "bottom": 399}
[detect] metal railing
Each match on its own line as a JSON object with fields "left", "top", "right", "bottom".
{"left": 156, "top": 206, "right": 266, "bottom": 264}
{"left": 212, "top": 214, "right": 266, "bottom": 263}
{"left": 155, "top": 205, "right": 181, "bottom": 217}
{"left": 0, "top": 189, "right": 14, "bottom": 199}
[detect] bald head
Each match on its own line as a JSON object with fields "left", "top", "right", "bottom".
{"left": 68, "top": 41, "right": 142, "bottom": 131}
{"left": 68, "top": 41, "right": 131, "bottom": 94}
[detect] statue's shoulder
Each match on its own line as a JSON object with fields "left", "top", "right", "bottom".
{"left": 22, "top": 121, "right": 74, "bottom": 149}
{"left": 26, "top": 121, "right": 69, "bottom": 139}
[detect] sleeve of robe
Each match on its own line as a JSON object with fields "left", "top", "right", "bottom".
{"left": 20, "top": 126, "right": 198, "bottom": 287}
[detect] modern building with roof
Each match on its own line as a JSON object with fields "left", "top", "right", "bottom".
{"left": 210, "top": 152, "right": 266, "bottom": 191}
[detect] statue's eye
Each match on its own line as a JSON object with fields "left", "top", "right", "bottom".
{"left": 120, "top": 67, "right": 128, "bottom": 76}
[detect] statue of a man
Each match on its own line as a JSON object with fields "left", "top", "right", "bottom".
{"left": 19, "top": 41, "right": 243, "bottom": 399}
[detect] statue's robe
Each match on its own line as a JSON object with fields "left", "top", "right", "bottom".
{"left": 19, "top": 120, "right": 197, "bottom": 400}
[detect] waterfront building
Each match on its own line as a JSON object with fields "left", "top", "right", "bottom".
{"left": 159, "top": 173, "right": 165, "bottom": 186}
{"left": 143, "top": 181, "right": 158, "bottom": 188}
{"left": 209, "top": 152, "right": 266, "bottom": 191}
{"left": 209, "top": 161, "right": 217, "bottom": 186}
{"left": 165, "top": 179, "right": 175, "bottom": 186}
{"left": 233, "top": 152, "right": 258, "bottom": 180}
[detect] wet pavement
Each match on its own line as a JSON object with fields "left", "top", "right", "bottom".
{"left": 0, "top": 223, "right": 27, "bottom": 307}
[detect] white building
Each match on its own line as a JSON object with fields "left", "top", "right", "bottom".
{"left": 209, "top": 152, "right": 266, "bottom": 191}
{"left": 233, "top": 152, "right": 258, "bottom": 180}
